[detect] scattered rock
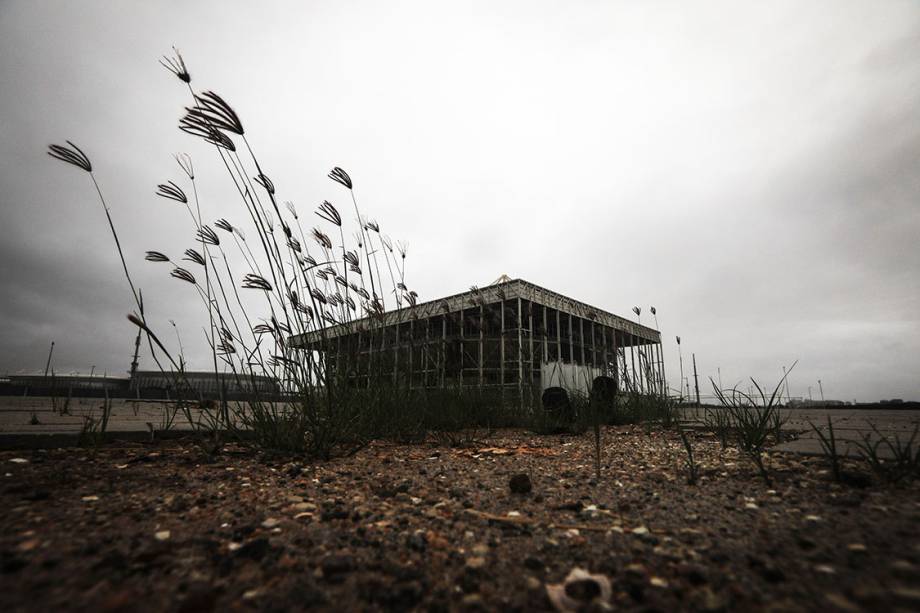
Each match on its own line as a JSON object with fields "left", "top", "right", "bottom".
{"left": 524, "top": 556, "right": 545, "bottom": 572}
{"left": 321, "top": 553, "right": 355, "bottom": 581}
{"left": 261, "top": 518, "right": 280, "bottom": 529}
{"left": 824, "top": 592, "right": 861, "bottom": 612}
{"left": 509, "top": 473, "right": 532, "bottom": 494}
{"left": 545, "top": 567, "right": 612, "bottom": 612}
{"left": 234, "top": 537, "right": 270, "bottom": 561}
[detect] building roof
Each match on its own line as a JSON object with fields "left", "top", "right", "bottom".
{"left": 294, "top": 277, "right": 661, "bottom": 346}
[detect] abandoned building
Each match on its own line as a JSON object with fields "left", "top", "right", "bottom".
{"left": 295, "top": 278, "right": 665, "bottom": 407}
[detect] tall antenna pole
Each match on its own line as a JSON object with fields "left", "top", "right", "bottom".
{"left": 783, "top": 366, "right": 792, "bottom": 403}
{"left": 692, "top": 353, "right": 701, "bottom": 406}
{"left": 129, "top": 291, "right": 144, "bottom": 387}
{"left": 43, "top": 341, "right": 55, "bottom": 378}
{"left": 818, "top": 379, "right": 824, "bottom": 402}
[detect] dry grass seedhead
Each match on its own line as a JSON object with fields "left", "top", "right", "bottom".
{"left": 254, "top": 173, "right": 274, "bottom": 195}
{"left": 156, "top": 180, "right": 187, "bottom": 203}
{"left": 145, "top": 251, "right": 170, "bottom": 263}
{"left": 175, "top": 153, "right": 194, "bottom": 179}
{"left": 328, "top": 166, "right": 353, "bottom": 189}
{"left": 48, "top": 141, "right": 92, "bottom": 172}
{"left": 196, "top": 225, "right": 220, "bottom": 246}
{"left": 159, "top": 46, "right": 191, "bottom": 83}
{"left": 170, "top": 267, "right": 196, "bottom": 284}
{"left": 242, "top": 273, "right": 272, "bottom": 291}
{"left": 183, "top": 248, "right": 205, "bottom": 266}
{"left": 187, "top": 91, "right": 244, "bottom": 135}
{"left": 311, "top": 227, "right": 333, "bottom": 249}
{"left": 179, "top": 113, "right": 236, "bottom": 151}
{"left": 316, "top": 200, "right": 342, "bottom": 226}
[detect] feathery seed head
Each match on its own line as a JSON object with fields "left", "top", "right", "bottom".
{"left": 145, "top": 251, "right": 170, "bottom": 263}
{"left": 242, "top": 273, "right": 272, "bottom": 291}
{"left": 156, "top": 180, "right": 187, "bottom": 204}
{"left": 171, "top": 267, "right": 196, "bottom": 284}
{"left": 48, "top": 141, "right": 92, "bottom": 172}
{"left": 159, "top": 47, "right": 191, "bottom": 83}
{"left": 328, "top": 167, "right": 352, "bottom": 189}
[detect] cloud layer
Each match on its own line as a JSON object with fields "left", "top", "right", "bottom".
{"left": 1, "top": 0, "right": 918, "bottom": 401}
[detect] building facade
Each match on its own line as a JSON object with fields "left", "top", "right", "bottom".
{"left": 295, "top": 278, "right": 664, "bottom": 407}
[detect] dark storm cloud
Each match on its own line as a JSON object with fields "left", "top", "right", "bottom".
{"left": 0, "top": 0, "right": 918, "bottom": 401}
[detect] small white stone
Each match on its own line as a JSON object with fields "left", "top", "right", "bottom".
{"left": 9, "top": 458, "right": 29, "bottom": 464}
{"left": 632, "top": 525, "right": 649, "bottom": 535}
{"left": 154, "top": 530, "right": 171, "bottom": 541}
{"left": 261, "top": 518, "right": 280, "bottom": 529}
{"left": 81, "top": 495, "right": 99, "bottom": 502}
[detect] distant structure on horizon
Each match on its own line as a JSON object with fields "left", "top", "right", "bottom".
{"left": 294, "top": 277, "right": 664, "bottom": 408}
{"left": 3, "top": 371, "right": 278, "bottom": 399}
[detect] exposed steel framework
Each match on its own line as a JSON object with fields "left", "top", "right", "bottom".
{"left": 294, "top": 279, "right": 665, "bottom": 407}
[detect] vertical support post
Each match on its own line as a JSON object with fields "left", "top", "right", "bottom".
{"left": 441, "top": 315, "right": 447, "bottom": 389}
{"left": 500, "top": 298, "right": 505, "bottom": 392}
{"left": 542, "top": 306, "right": 548, "bottom": 363}
{"left": 630, "top": 333, "right": 637, "bottom": 395}
{"left": 555, "top": 309, "right": 561, "bottom": 368}
{"left": 424, "top": 316, "right": 430, "bottom": 388}
{"left": 459, "top": 309, "right": 464, "bottom": 390}
{"left": 408, "top": 319, "right": 414, "bottom": 389}
{"left": 393, "top": 322, "right": 399, "bottom": 386}
{"left": 528, "top": 302, "right": 534, "bottom": 408}
{"left": 568, "top": 313, "right": 574, "bottom": 373}
{"left": 517, "top": 297, "right": 524, "bottom": 410}
{"left": 611, "top": 328, "right": 619, "bottom": 390}
{"left": 478, "top": 304, "right": 484, "bottom": 389}
{"left": 601, "top": 324, "right": 608, "bottom": 378}
{"left": 589, "top": 320, "right": 596, "bottom": 379}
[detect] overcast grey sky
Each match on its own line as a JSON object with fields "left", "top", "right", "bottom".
{"left": 1, "top": 0, "right": 918, "bottom": 401}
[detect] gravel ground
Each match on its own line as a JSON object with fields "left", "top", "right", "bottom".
{"left": 1, "top": 427, "right": 919, "bottom": 612}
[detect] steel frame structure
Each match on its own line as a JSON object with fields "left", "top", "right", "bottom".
{"left": 294, "top": 278, "right": 665, "bottom": 407}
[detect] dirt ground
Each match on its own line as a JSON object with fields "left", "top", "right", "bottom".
{"left": 1, "top": 427, "right": 919, "bottom": 612}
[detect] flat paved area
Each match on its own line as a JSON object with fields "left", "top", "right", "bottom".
{"left": 683, "top": 406, "right": 920, "bottom": 457}
{"left": 1, "top": 397, "right": 918, "bottom": 457}
{"left": 774, "top": 408, "right": 919, "bottom": 457}
{"left": 0, "top": 396, "right": 238, "bottom": 436}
